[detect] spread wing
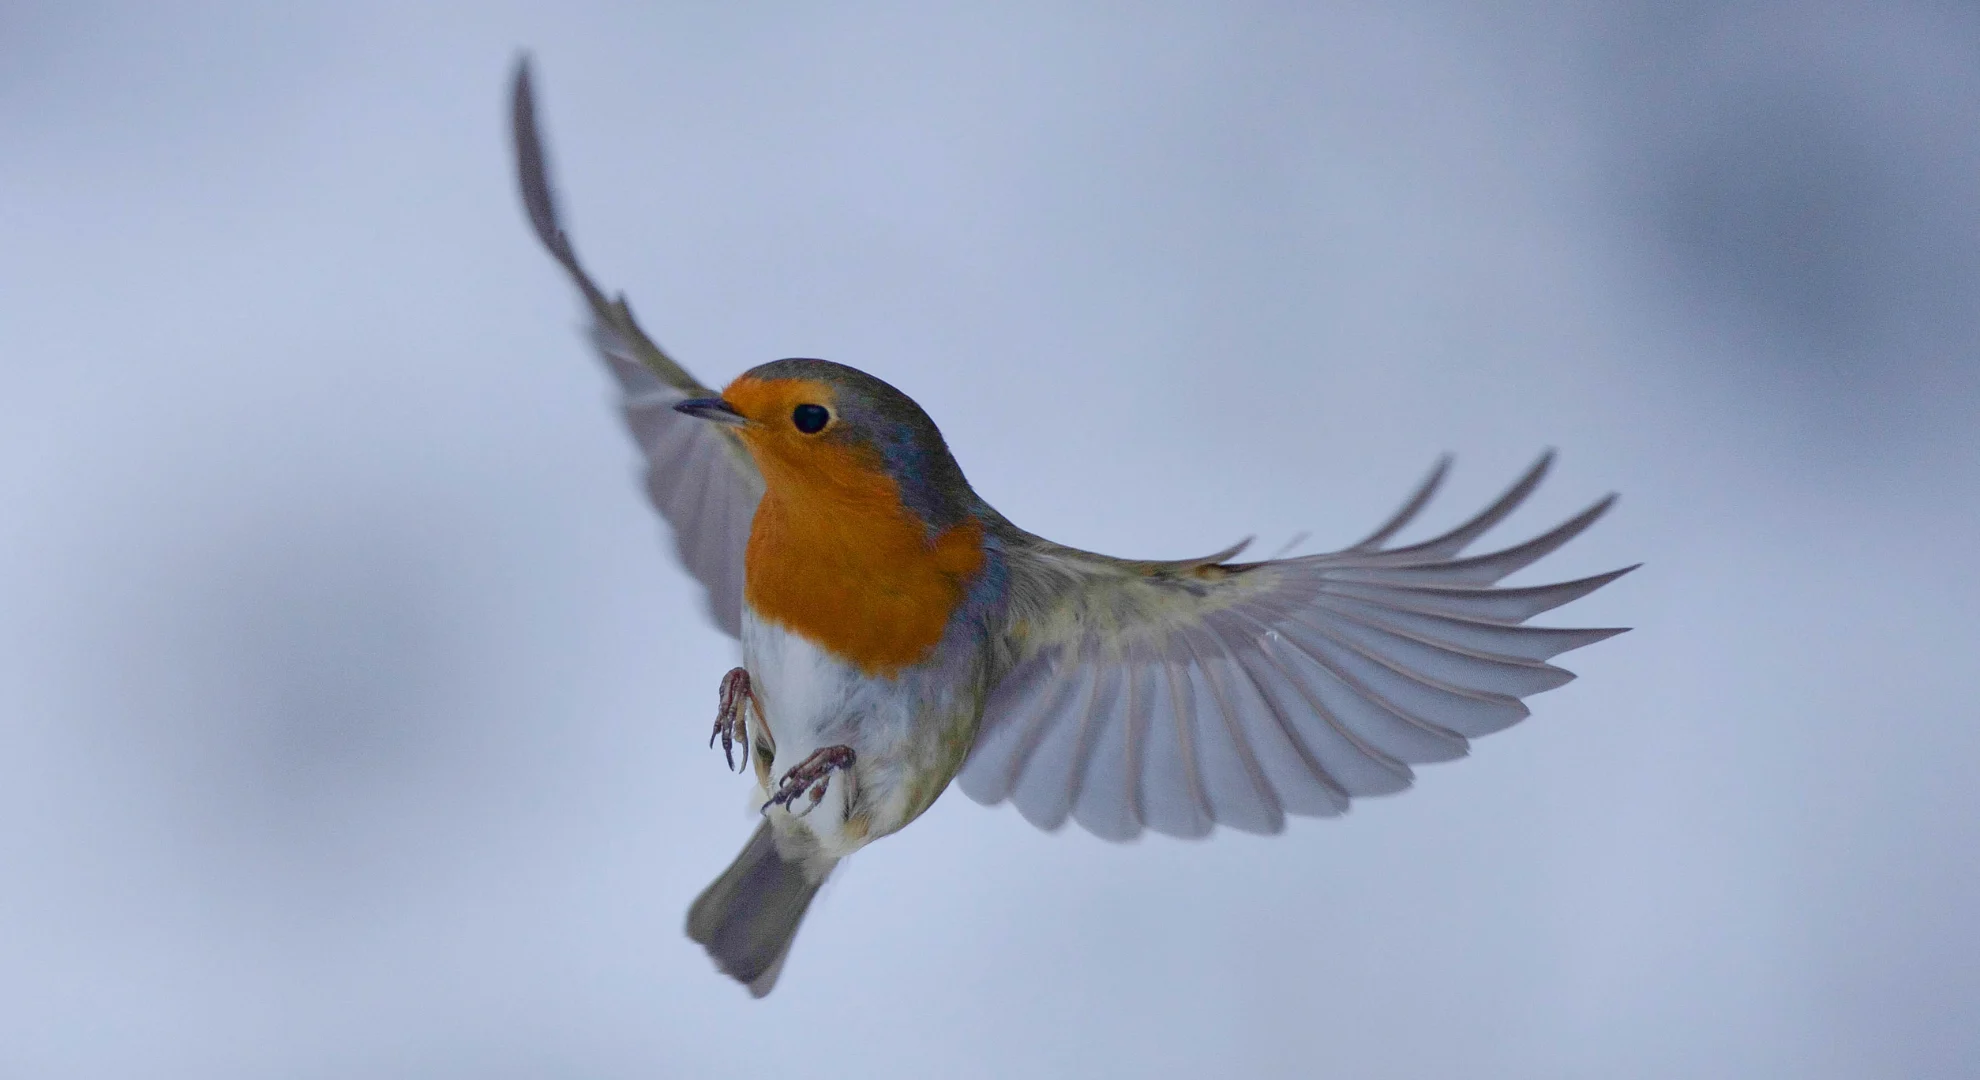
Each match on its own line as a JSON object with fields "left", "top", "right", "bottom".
{"left": 513, "top": 60, "right": 763, "bottom": 637}
{"left": 960, "top": 452, "right": 1633, "bottom": 840}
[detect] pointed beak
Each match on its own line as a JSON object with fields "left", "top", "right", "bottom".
{"left": 673, "top": 397, "right": 749, "bottom": 426}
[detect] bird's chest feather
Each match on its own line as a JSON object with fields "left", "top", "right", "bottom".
{"left": 742, "top": 467, "right": 984, "bottom": 676}
{"left": 742, "top": 612, "right": 981, "bottom": 857}
{"left": 738, "top": 449, "right": 990, "bottom": 855}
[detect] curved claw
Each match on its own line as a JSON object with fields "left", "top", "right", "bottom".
{"left": 712, "top": 667, "right": 753, "bottom": 773}
{"left": 761, "top": 745, "right": 857, "bottom": 818}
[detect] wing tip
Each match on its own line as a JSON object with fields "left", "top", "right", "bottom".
{"left": 955, "top": 770, "right": 1007, "bottom": 807}
{"left": 1072, "top": 810, "right": 1147, "bottom": 843}
{"left": 1016, "top": 803, "right": 1073, "bottom": 833}
{"left": 1515, "top": 563, "right": 1638, "bottom": 614}
{"left": 1231, "top": 813, "right": 1288, "bottom": 838}
{"left": 1349, "top": 453, "right": 1454, "bottom": 552}
{"left": 1570, "top": 563, "right": 1640, "bottom": 590}
{"left": 1509, "top": 447, "right": 1557, "bottom": 499}
{"left": 509, "top": 55, "right": 557, "bottom": 244}
{"left": 511, "top": 50, "right": 535, "bottom": 97}
{"left": 510, "top": 54, "right": 614, "bottom": 313}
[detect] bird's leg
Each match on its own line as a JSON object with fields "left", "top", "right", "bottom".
{"left": 763, "top": 745, "right": 857, "bottom": 819}
{"left": 710, "top": 667, "right": 754, "bottom": 773}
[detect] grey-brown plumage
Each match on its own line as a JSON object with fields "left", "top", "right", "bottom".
{"left": 685, "top": 821, "right": 830, "bottom": 997}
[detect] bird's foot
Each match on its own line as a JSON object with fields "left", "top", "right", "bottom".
{"left": 710, "top": 667, "right": 754, "bottom": 772}
{"left": 762, "top": 745, "right": 857, "bottom": 818}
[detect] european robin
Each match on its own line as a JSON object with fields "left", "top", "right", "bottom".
{"left": 512, "top": 62, "right": 1633, "bottom": 997}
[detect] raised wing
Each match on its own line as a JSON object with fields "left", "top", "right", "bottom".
{"left": 512, "top": 60, "right": 763, "bottom": 636}
{"left": 960, "top": 452, "right": 1633, "bottom": 840}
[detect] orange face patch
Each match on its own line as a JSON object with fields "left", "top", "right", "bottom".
{"left": 720, "top": 376, "right": 845, "bottom": 472}
{"left": 724, "top": 375, "right": 984, "bottom": 675}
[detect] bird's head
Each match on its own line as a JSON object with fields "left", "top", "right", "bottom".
{"left": 675, "top": 358, "right": 977, "bottom": 533}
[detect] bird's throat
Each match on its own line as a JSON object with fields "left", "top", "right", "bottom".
{"left": 744, "top": 471, "right": 984, "bottom": 677}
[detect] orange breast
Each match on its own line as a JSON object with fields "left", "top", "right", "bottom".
{"left": 743, "top": 442, "right": 984, "bottom": 677}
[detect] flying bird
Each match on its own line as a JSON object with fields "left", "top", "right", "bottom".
{"left": 510, "top": 60, "right": 1633, "bottom": 997}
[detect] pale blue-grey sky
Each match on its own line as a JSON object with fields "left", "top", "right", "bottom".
{"left": 3, "top": 3, "right": 1975, "bottom": 1077}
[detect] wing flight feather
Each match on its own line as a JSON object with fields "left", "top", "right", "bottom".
{"left": 512, "top": 60, "right": 762, "bottom": 636}
{"left": 960, "top": 455, "right": 1633, "bottom": 839}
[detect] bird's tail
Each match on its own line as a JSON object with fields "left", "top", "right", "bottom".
{"left": 686, "top": 820, "right": 834, "bottom": 997}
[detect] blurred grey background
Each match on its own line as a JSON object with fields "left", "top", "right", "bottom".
{"left": 3, "top": 3, "right": 1976, "bottom": 1077}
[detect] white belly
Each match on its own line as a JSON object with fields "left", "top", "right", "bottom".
{"left": 742, "top": 611, "right": 944, "bottom": 858}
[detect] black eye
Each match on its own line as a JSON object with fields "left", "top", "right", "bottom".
{"left": 792, "top": 404, "right": 830, "bottom": 434}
